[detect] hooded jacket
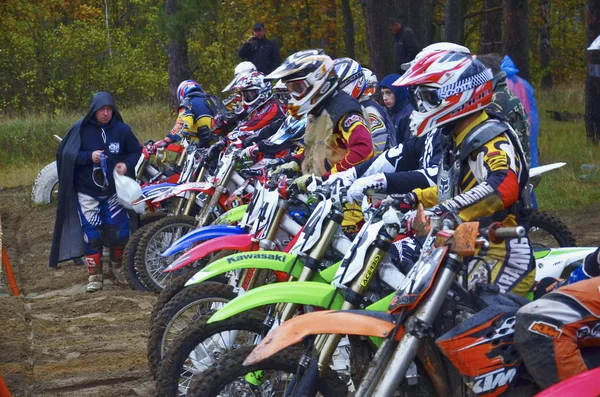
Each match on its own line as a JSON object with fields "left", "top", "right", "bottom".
{"left": 49, "top": 92, "right": 141, "bottom": 268}
{"left": 380, "top": 74, "right": 415, "bottom": 146}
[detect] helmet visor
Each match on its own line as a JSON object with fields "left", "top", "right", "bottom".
{"left": 285, "top": 80, "right": 310, "bottom": 100}
{"left": 416, "top": 86, "right": 442, "bottom": 111}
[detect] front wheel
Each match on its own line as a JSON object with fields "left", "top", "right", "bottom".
{"left": 147, "top": 282, "right": 236, "bottom": 379}
{"left": 186, "top": 345, "right": 348, "bottom": 397}
{"left": 31, "top": 161, "right": 58, "bottom": 204}
{"left": 528, "top": 210, "right": 576, "bottom": 249}
{"left": 135, "top": 215, "right": 196, "bottom": 293}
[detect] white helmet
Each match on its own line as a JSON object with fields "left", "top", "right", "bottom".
{"left": 222, "top": 61, "right": 257, "bottom": 92}
{"left": 233, "top": 70, "right": 272, "bottom": 111}
{"left": 401, "top": 42, "right": 471, "bottom": 71}
{"left": 360, "top": 68, "right": 378, "bottom": 99}
{"left": 266, "top": 49, "right": 338, "bottom": 119}
{"left": 333, "top": 58, "right": 365, "bottom": 99}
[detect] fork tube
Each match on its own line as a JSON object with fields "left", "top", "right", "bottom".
{"left": 259, "top": 199, "right": 288, "bottom": 249}
{"left": 354, "top": 337, "right": 398, "bottom": 397}
{"left": 278, "top": 208, "right": 344, "bottom": 322}
{"left": 369, "top": 260, "right": 460, "bottom": 397}
{"left": 316, "top": 243, "right": 389, "bottom": 375}
{"left": 180, "top": 166, "right": 207, "bottom": 216}
{"left": 196, "top": 160, "right": 236, "bottom": 226}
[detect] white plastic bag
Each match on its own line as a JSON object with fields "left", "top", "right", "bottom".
{"left": 113, "top": 170, "right": 145, "bottom": 214}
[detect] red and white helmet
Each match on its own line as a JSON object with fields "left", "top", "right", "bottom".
{"left": 266, "top": 49, "right": 338, "bottom": 119}
{"left": 233, "top": 70, "right": 272, "bottom": 111}
{"left": 333, "top": 57, "right": 366, "bottom": 99}
{"left": 393, "top": 51, "right": 494, "bottom": 137}
{"left": 360, "top": 68, "right": 378, "bottom": 99}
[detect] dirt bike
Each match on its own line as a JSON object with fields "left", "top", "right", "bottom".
{"left": 228, "top": 207, "right": 597, "bottom": 397}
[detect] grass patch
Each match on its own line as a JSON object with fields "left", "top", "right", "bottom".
{"left": 0, "top": 87, "right": 598, "bottom": 210}
{"left": 534, "top": 84, "right": 600, "bottom": 211}
{"left": 0, "top": 102, "right": 174, "bottom": 188}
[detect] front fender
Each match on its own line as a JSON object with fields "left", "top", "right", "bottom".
{"left": 184, "top": 251, "right": 313, "bottom": 286}
{"left": 164, "top": 234, "right": 257, "bottom": 273}
{"left": 244, "top": 310, "right": 396, "bottom": 365}
{"left": 208, "top": 282, "right": 344, "bottom": 323}
{"left": 213, "top": 204, "right": 248, "bottom": 225}
{"left": 162, "top": 225, "right": 246, "bottom": 257}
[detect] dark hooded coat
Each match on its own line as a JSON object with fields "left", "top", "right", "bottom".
{"left": 49, "top": 92, "right": 141, "bottom": 268}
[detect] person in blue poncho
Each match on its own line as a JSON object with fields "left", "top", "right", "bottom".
{"left": 379, "top": 74, "right": 415, "bottom": 146}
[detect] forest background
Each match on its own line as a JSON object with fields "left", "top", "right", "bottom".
{"left": 1, "top": 0, "right": 599, "bottom": 210}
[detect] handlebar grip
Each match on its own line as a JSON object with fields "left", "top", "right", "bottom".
{"left": 493, "top": 226, "right": 526, "bottom": 239}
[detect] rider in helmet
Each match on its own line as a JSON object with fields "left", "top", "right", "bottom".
{"left": 266, "top": 49, "right": 374, "bottom": 180}
{"left": 273, "top": 79, "right": 291, "bottom": 113}
{"left": 153, "top": 80, "right": 218, "bottom": 150}
{"left": 231, "top": 70, "right": 285, "bottom": 144}
{"left": 395, "top": 50, "right": 534, "bottom": 296}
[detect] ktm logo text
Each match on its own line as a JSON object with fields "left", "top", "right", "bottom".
{"left": 528, "top": 321, "right": 562, "bottom": 338}
{"left": 472, "top": 367, "right": 516, "bottom": 394}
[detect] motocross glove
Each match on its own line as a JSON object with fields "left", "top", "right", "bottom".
{"left": 273, "top": 161, "right": 300, "bottom": 176}
{"left": 393, "top": 192, "right": 418, "bottom": 212}
{"left": 152, "top": 139, "right": 170, "bottom": 152}
{"left": 293, "top": 174, "right": 321, "bottom": 193}
{"left": 347, "top": 173, "right": 387, "bottom": 205}
{"left": 324, "top": 168, "right": 357, "bottom": 188}
{"left": 241, "top": 144, "right": 259, "bottom": 160}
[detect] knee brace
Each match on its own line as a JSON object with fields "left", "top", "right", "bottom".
{"left": 107, "top": 223, "right": 129, "bottom": 250}
{"left": 82, "top": 225, "right": 104, "bottom": 255}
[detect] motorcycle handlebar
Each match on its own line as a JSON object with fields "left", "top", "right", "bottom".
{"left": 493, "top": 226, "right": 526, "bottom": 239}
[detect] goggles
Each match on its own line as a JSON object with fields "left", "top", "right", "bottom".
{"left": 285, "top": 80, "right": 310, "bottom": 100}
{"left": 242, "top": 90, "right": 259, "bottom": 104}
{"left": 415, "top": 86, "right": 442, "bottom": 111}
{"left": 92, "top": 153, "right": 109, "bottom": 191}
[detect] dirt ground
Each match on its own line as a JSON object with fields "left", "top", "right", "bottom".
{"left": 0, "top": 185, "right": 598, "bottom": 397}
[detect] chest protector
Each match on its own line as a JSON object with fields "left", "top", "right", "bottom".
{"left": 302, "top": 91, "right": 371, "bottom": 176}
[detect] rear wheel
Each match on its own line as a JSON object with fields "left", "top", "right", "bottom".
{"left": 186, "top": 345, "right": 348, "bottom": 397}
{"left": 135, "top": 215, "right": 196, "bottom": 293}
{"left": 528, "top": 210, "right": 576, "bottom": 249}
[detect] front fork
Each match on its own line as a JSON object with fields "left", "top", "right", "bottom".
{"left": 355, "top": 253, "right": 461, "bottom": 397}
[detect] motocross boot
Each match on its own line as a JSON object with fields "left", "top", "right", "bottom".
{"left": 85, "top": 253, "right": 103, "bottom": 293}
{"left": 109, "top": 248, "right": 128, "bottom": 286}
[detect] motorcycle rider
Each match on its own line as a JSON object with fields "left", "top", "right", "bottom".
{"left": 514, "top": 250, "right": 600, "bottom": 390}
{"left": 333, "top": 58, "right": 393, "bottom": 155}
{"left": 266, "top": 49, "right": 374, "bottom": 180}
{"left": 152, "top": 80, "right": 219, "bottom": 151}
{"left": 230, "top": 70, "right": 286, "bottom": 155}
{"left": 394, "top": 50, "right": 535, "bottom": 296}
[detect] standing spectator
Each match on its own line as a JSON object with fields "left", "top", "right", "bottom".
{"left": 391, "top": 21, "right": 422, "bottom": 74}
{"left": 239, "top": 23, "right": 281, "bottom": 75}
{"left": 49, "top": 92, "right": 142, "bottom": 292}
{"left": 380, "top": 74, "right": 415, "bottom": 145}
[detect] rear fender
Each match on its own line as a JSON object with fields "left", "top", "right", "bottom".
{"left": 244, "top": 310, "right": 396, "bottom": 365}
{"left": 161, "top": 225, "right": 246, "bottom": 257}
{"left": 184, "top": 251, "right": 308, "bottom": 286}
{"left": 534, "top": 247, "right": 597, "bottom": 281}
{"left": 152, "top": 181, "right": 215, "bottom": 203}
{"left": 208, "top": 282, "right": 344, "bottom": 323}
{"left": 164, "top": 234, "right": 256, "bottom": 273}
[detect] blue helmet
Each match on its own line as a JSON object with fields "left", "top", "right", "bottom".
{"left": 177, "top": 80, "right": 203, "bottom": 103}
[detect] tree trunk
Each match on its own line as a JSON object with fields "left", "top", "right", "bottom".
{"left": 408, "top": 0, "right": 430, "bottom": 47}
{"left": 539, "top": 0, "right": 552, "bottom": 89}
{"left": 166, "top": 0, "right": 189, "bottom": 110}
{"left": 585, "top": 0, "right": 600, "bottom": 144}
{"left": 341, "top": 0, "right": 355, "bottom": 59}
{"left": 363, "top": 0, "right": 396, "bottom": 79}
{"left": 444, "top": 0, "right": 463, "bottom": 44}
{"left": 320, "top": 0, "right": 337, "bottom": 58}
{"left": 480, "top": 0, "right": 503, "bottom": 54}
{"left": 503, "top": 0, "right": 530, "bottom": 81}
